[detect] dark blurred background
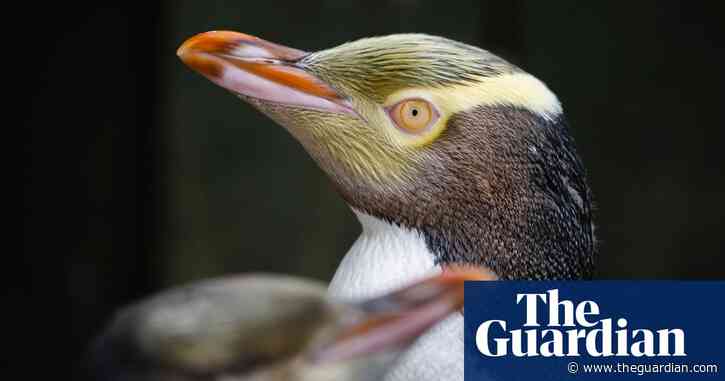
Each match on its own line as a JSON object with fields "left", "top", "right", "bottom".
{"left": 21, "top": 1, "right": 723, "bottom": 379}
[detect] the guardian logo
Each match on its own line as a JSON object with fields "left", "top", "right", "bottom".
{"left": 475, "top": 289, "right": 686, "bottom": 357}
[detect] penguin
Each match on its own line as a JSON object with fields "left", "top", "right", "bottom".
{"left": 90, "top": 271, "right": 480, "bottom": 381}
{"left": 177, "top": 31, "right": 595, "bottom": 380}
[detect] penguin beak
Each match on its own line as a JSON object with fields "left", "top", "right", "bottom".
{"left": 309, "top": 269, "right": 487, "bottom": 364}
{"left": 177, "top": 31, "right": 353, "bottom": 114}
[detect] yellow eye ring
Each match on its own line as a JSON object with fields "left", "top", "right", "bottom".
{"left": 388, "top": 99, "right": 439, "bottom": 134}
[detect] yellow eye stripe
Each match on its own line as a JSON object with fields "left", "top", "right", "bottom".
{"left": 381, "top": 72, "right": 562, "bottom": 148}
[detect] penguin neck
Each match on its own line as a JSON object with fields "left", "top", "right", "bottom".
{"left": 327, "top": 211, "right": 465, "bottom": 381}
{"left": 327, "top": 209, "right": 441, "bottom": 300}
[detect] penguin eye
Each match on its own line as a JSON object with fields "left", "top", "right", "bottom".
{"left": 388, "top": 99, "right": 438, "bottom": 133}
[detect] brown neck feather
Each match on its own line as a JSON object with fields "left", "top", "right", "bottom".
{"left": 337, "top": 106, "right": 596, "bottom": 280}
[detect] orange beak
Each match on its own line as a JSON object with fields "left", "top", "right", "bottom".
{"left": 177, "top": 31, "right": 352, "bottom": 113}
{"left": 309, "top": 268, "right": 492, "bottom": 364}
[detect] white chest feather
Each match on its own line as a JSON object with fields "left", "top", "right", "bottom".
{"left": 328, "top": 211, "right": 464, "bottom": 381}
{"left": 328, "top": 211, "right": 439, "bottom": 300}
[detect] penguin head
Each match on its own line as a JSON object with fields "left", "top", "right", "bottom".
{"left": 178, "top": 32, "right": 596, "bottom": 279}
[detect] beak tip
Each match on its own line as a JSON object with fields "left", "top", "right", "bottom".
{"left": 176, "top": 36, "right": 198, "bottom": 63}
{"left": 176, "top": 32, "right": 230, "bottom": 78}
{"left": 176, "top": 31, "right": 251, "bottom": 73}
